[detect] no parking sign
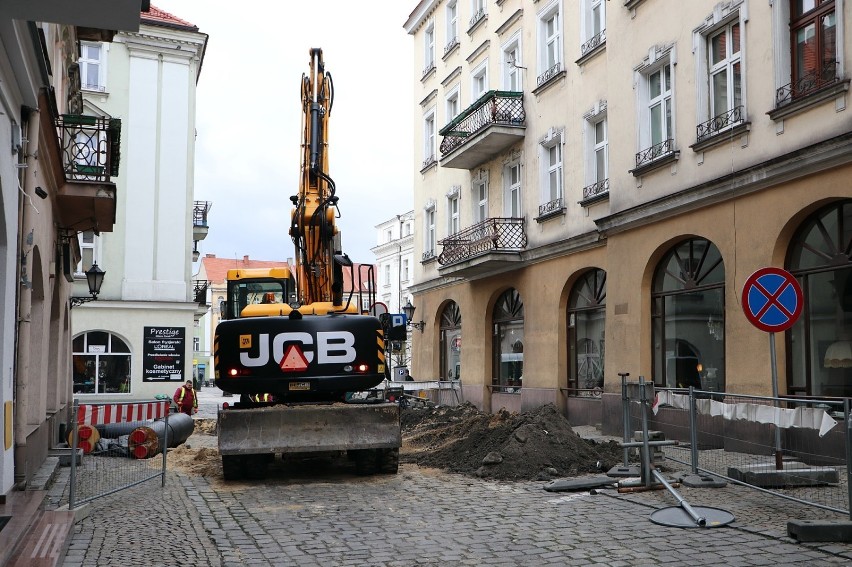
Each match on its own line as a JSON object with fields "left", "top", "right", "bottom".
{"left": 741, "top": 267, "right": 803, "bottom": 333}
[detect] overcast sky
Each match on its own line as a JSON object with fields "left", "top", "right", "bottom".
{"left": 152, "top": 1, "right": 415, "bottom": 268}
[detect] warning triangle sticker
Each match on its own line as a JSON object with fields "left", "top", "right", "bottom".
{"left": 280, "top": 344, "right": 309, "bottom": 372}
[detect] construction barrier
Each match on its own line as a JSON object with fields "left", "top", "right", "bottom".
{"left": 68, "top": 399, "right": 170, "bottom": 509}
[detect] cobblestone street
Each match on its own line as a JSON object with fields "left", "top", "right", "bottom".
{"left": 49, "top": 388, "right": 852, "bottom": 566}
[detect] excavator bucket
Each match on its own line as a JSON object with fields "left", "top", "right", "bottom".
{"left": 217, "top": 402, "right": 401, "bottom": 455}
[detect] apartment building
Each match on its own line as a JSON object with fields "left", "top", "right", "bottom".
{"left": 405, "top": 0, "right": 852, "bottom": 430}
{"left": 0, "top": 2, "right": 148, "bottom": 495}
{"left": 69, "top": 7, "right": 207, "bottom": 407}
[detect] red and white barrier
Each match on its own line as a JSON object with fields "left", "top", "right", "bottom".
{"left": 76, "top": 401, "right": 169, "bottom": 426}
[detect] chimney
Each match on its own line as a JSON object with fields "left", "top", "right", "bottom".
{"left": 243, "top": 255, "right": 249, "bottom": 263}
{"left": 205, "top": 253, "right": 216, "bottom": 258}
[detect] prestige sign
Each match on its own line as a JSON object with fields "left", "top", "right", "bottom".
{"left": 142, "top": 326, "right": 185, "bottom": 382}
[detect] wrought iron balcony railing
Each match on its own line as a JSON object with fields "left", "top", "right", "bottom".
{"left": 538, "top": 197, "right": 565, "bottom": 218}
{"left": 696, "top": 106, "right": 744, "bottom": 141}
{"left": 421, "top": 154, "right": 437, "bottom": 170}
{"left": 580, "top": 29, "right": 606, "bottom": 57}
{"left": 635, "top": 138, "right": 675, "bottom": 169}
{"left": 438, "top": 90, "right": 525, "bottom": 157}
{"left": 422, "top": 249, "right": 437, "bottom": 262}
{"left": 776, "top": 68, "right": 839, "bottom": 107}
{"left": 422, "top": 60, "right": 436, "bottom": 79}
{"left": 192, "top": 280, "right": 210, "bottom": 305}
{"left": 57, "top": 114, "right": 121, "bottom": 183}
{"left": 469, "top": 8, "right": 486, "bottom": 30}
{"left": 437, "top": 217, "right": 527, "bottom": 266}
{"left": 443, "top": 37, "right": 459, "bottom": 57}
{"left": 193, "top": 201, "right": 211, "bottom": 228}
{"left": 537, "top": 61, "right": 562, "bottom": 87}
{"left": 582, "top": 178, "right": 610, "bottom": 201}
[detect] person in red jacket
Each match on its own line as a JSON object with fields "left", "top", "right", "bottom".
{"left": 173, "top": 380, "right": 198, "bottom": 415}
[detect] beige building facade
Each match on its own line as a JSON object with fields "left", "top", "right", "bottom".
{"left": 405, "top": 0, "right": 852, "bottom": 432}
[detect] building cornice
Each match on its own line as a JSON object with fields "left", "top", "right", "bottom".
{"left": 596, "top": 131, "right": 852, "bottom": 236}
{"left": 404, "top": 0, "right": 440, "bottom": 34}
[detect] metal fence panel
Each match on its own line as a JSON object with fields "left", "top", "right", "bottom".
{"left": 68, "top": 399, "right": 170, "bottom": 509}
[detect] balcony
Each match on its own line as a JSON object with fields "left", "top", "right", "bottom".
{"left": 439, "top": 91, "right": 525, "bottom": 170}
{"left": 193, "top": 200, "right": 212, "bottom": 241}
{"left": 580, "top": 179, "right": 610, "bottom": 206}
{"left": 630, "top": 138, "right": 679, "bottom": 177}
{"left": 49, "top": 108, "right": 121, "bottom": 233}
{"left": 437, "top": 217, "right": 527, "bottom": 277}
{"left": 193, "top": 280, "right": 210, "bottom": 305}
{"left": 769, "top": 69, "right": 850, "bottom": 122}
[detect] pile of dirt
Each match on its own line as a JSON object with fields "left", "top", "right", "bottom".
{"left": 167, "top": 406, "right": 625, "bottom": 482}
{"left": 400, "top": 402, "right": 624, "bottom": 481}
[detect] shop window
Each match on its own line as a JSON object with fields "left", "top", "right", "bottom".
{"left": 652, "top": 238, "right": 726, "bottom": 391}
{"left": 72, "top": 331, "right": 132, "bottom": 394}
{"left": 440, "top": 301, "right": 462, "bottom": 381}
{"left": 568, "top": 269, "right": 606, "bottom": 395}
{"left": 787, "top": 199, "right": 852, "bottom": 397}
{"left": 492, "top": 289, "right": 524, "bottom": 393}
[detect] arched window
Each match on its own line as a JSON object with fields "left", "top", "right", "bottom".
{"left": 568, "top": 269, "right": 606, "bottom": 395}
{"left": 652, "top": 238, "right": 725, "bottom": 391}
{"left": 492, "top": 289, "right": 524, "bottom": 393}
{"left": 72, "top": 331, "right": 132, "bottom": 394}
{"left": 439, "top": 301, "right": 462, "bottom": 381}
{"left": 787, "top": 200, "right": 852, "bottom": 397}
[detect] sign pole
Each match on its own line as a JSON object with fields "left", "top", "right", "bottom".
{"left": 741, "top": 267, "right": 804, "bottom": 474}
{"left": 769, "top": 332, "right": 782, "bottom": 470}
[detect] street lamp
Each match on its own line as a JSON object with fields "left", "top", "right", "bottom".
{"left": 70, "top": 263, "right": 105, "bottom": 308}
{"left": 402, "top": 299, "right": 425, "bottom": 333}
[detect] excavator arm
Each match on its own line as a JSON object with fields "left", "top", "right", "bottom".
{"left": 289, "top": 47, "right": 345, "bottom": 308}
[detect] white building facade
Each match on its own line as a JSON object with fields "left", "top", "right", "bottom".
{"left": 70, "top": 10, "right": 208, "bottom": 401}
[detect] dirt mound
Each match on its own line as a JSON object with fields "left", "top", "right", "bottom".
{"left": 401, "top": 402, "right": 623, "bottom": 481}
{"left": 168, "top": 404, "right": 624, "bottom": 483}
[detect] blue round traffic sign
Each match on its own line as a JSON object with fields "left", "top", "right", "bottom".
{"left": 741, "top": 267, "right": 803, "bottom": 333}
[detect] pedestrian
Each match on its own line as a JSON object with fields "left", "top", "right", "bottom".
{"left": 404, "top": 369, "right": 414, "bottom": 381}
{"left": 173, "top": 380, "right": 198, "bottom": 416}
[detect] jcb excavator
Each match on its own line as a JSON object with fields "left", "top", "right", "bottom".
{"left": 213, "top": 48, "right": 400, "bottom": 480}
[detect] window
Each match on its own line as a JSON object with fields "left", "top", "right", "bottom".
{"left": 425, "top": 207, "right": 436, "bottom": 256}
{"left": 694, "top": 9, "right": 746, "bottom": 141}
{"left": 792, "top": 0, "right": 836, "bottom": 87}
{"left": 708, "top": 21, "right": 742, "bottom": 122}
{"left": 593, "top": 119, "right": 607, "bottom": 183}
{"left": 652, "top": 239, "right": 726, "bottom": 391}
{"left": 423, "top": 109, "right": 437, "bottom": 168}
{"left": 546, "top": 141, "right": 562, "bottom": 202}
{"left": 538, "top": 2, "right": 562, "bottom": 84}
{"left": 73, "top": 332, "right": 132, "bottom": 394}
{"left": 787, "top": 200, "right": 852, "bottom": 397}
{"left": 446, "top": 1, "right": 459, "bottom": 51}
{"left": 402, "top": 259, "right": 410, "bottom": 282}
{"left": 473, "top": 176, "right": 488, "bottom": 223}
{"left": 568, "top": 269, "right": 606, "bottom": 395}
{"left": 503, "top": 35, "right": 522, "bottom": 91}
{"left": 383, "top": 264, "right": 391, "bottom": 287}
{"left": 193, "top": 337, "right": 200, "bottom": 351}
{"left": 470, "top": 0, "right": 487, "bottom": 28}
{"left": 634, "top": 48, "right": 677, "bottom": 170}
{"left": 446, "top": 87, "right": 460, "bottom": 123}
{"left": 424, "top": 21, "right": 436, "bottom": 73}
{"left": 386, "top": 228, "right": 393, "bottom": 243}
{"left": 504, "top": 162, "right": 522, "bottom": 217}
{"left": 448, "top": 193, "right": 460, "bottom": 234}
{"left": 79, "top": 42, "right": 106, "bottom": 92}
{"left": 580, "top": 0, "right": 606, "bottom": 55}
{"left": 471, "top": 61, "right": 489, "bottom": 100}
{"left": 649, "top": 65, "right": 673, "bottom": 147}
{"left": 76, "top": 230, "right": 98, "bottom": 275}
{"left": 440, "top": 301, "right": 462, "bottom": 381}
{"left": 493, "top": 289, "right": 524, "bottom": 393}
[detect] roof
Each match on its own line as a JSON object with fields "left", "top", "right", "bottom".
{"left": 200, "top": 254, "right": 374, "bottom": 293}
{"left": 142, "top": 5, "right": 198, "bottom": 31}
{"left": 202, "top": 255, "right": 291, "bottom": 286}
